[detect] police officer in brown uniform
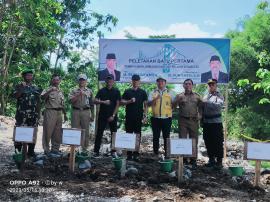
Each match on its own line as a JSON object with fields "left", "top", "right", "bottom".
{"left": 69, "top": 74, "right": 94, "bottom": 151}
{"left": 174, "top": 79, "right": 203, "bottom": 168}
{"left": 41, "top": 74, "right": 67, "bottom": 155}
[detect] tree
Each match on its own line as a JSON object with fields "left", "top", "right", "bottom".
{"left": 0, "top": 0, "right": 118, "bottom": 116}
{"left": 52, "top": 0, "right": 118, "bottom": 69}
{"left": 0, "top": 0, "right": 62, "bottom": 114}
{"left": 226, "top": 1, "right": 270, "bottom": 140}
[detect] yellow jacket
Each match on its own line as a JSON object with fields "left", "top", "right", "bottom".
{"left": 151, "top": 89, "right": 173, "bottom": 118}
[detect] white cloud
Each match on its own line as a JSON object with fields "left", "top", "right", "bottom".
{"left": 110, "top": 22, "right": 223, "bottom": 39}
{"left": 204, "top": 20, "right": 217, "bottom": 26}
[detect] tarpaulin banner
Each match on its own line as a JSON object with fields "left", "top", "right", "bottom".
{"left": 98, "top": 38, "right": 230, "bottom": 84}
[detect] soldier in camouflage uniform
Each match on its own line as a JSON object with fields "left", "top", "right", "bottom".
{"left": 13, "top": 69, "right": 42, "bottom": 157}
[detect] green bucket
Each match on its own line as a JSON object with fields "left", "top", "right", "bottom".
{"left": 75, "top": 152, "right": 89, "bottom": 164}
{"left": 159, "top": 159, "right": 173, "bottom": 172}
{"left": 12, "top": 152, "right": 23, "bottom": 163}
{"left": 229, "top": 166, "right": 244, "bottom": 176}
{"left": 112, "top": 157, "right": 123, "bottom": 170}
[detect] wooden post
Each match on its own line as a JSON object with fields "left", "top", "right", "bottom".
{"left": 20, "top": 143, "right": 28, "bottom": 172}
{"left": 121, "top": 150, "right": 127, "bottom": 178}
{"left": 69, "top": 145, "right": 76, "bottom": 172}
{"left": 254, "top": 160, "right": 261, "bottom": 187}
{"left": 178, "top": 156, "right": 184, "bottom": 185}
{"left": 223, "top": 85, "right": 229, "bottom": 160}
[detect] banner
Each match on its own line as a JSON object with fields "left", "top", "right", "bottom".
{"left": 98, "top": 38, "right": 230, "bottom": 84}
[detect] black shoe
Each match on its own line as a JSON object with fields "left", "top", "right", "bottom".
{"left": 191, "top": 159, "right": 197, "bottom": 169}
{"left": 92, "top": 152, "right": 100, "bottom": 158}
{"left": 27, "top": 152, "right": 36, "bottom": 158}
{"left": 183, "top": 159, "right": 189, "bottom": 164}
{"left": 215, "top": 158, "right": 223, "bottom": 170}
{"left": 206, "top": 158, "right": 216, "bottom": 167}
{"left": 133, "top": 155, "right": 139, "bottom": 162}
{"left": 127, "top": 155, "right": 133, "bottom": 161}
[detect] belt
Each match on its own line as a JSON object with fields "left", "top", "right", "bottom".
{"left": 180, "top": 116, "right": 198, "bottom": 121}
{"left": 73, "top": 107, "right": 90, "bottom": 110}
{"left": 204, "top": 114, "right": 221, "bottom": 119}
{"left": 47, "top": 108, "right": 63, "bottom": 111}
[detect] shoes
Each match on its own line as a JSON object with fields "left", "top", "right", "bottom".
{"left": 214, "top": 158, "right": 223, "bottom": 170}
{"left": 27, "top": 152, "right": 36, "bottom": 158}
{"left": 190, "top": 159, "right": 197, "bottom": 169}
{"left": 133, "top": 155, "right": 139, "bottom": 162}
{"left": 92, "top": 152, "right": 100, "bottom": 158}
{"left": 206, "top": 158, "right": 216, "bottom": 167}
{"left": 126, "top": 155, "right": 133, "bottom": 161}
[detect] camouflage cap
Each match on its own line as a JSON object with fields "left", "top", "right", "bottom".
{"left": 21, "top": 68, "right": 34, "bottom": 76}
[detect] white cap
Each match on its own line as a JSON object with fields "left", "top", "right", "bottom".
{"left": 77, "top": 74, "right": 87, "bottom": 81}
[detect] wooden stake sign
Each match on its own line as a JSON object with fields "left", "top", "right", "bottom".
{"left": 13, "top": 126, "right": 38, "bottom": 144}
{"left": 167, "top": 138, "right": 196, "bottom": 185}
{"left": 62, "top": 128, "right": 84, "bottom": 172}
{"left": 244, "top": 142, "right": 270, "bottom": 186}
{"left": 112, "top": 132, "right": 140, "bottom": 152}
{"left": 13, "top": 126, "right": 38, "bottom": 171}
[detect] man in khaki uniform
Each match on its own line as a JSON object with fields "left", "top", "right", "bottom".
{"left": 41, "top": 74, "right": 67, "bottom": 155}
{"left": 174, "top": 79, "right": 203, "bottom": 167}
{"left": 69, "top": 74, "right": 94, "bottom": 151}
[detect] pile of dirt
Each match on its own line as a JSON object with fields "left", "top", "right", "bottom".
{"left": 0, "top": 116, "right": 269, "bottom": 201}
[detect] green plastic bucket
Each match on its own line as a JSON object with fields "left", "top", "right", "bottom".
{"left": 12, "top": 152, "right": 23, "bottom": 163}
{"left": 112, "top": 157, "right": 123, "bottom": 170}
{"left": 159, "top": 159, "right": 173, "bottom": 172}
{"left": 75, "top": 152, "right": 89, "bottom": 164}
{"left": 229, "top": 166, "right": 244, "bottom": 176}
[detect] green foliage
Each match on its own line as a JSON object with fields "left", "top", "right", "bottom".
{"left": 227, "top": 107, "right": 270, "bottom": 140}
{"left": 0, "top": 0, "right": 117, "bottom": 116}
{"left": 249, "top": 160, "right": 270, "bottom": 169}
{"left": 52, "top": 0, "right": 118, "bottom": 68}
{"left": 226, "top": 1, "right": 270, "bottom": 140}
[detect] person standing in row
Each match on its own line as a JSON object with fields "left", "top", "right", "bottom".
{"left": 69, "top": 74, "right": 94, "bottom": 152}
{"left": 174, "top": 79, "right": 203, "bottom": 168}
{"left": 41, "top": 74, "right": 67, "bottom": 155}
{"left": 93, "top": 74, "right": 121, "bottom": 157}
{"left": 13, "top": 69, "right": 42, "bottom": 158}
{"left": 202, "top": 79, "right": 224, "bottom": 169}
{"left": 148, "top": 76, "right": 175, "bottom": 157}
{"left": 121, "top": 74, "right": 148, "bottom": 161}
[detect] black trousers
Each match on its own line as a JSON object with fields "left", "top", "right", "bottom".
{"left": 125, "top": 118, "right": 142, "bottom": 158}
{"left": 94, "top": 116, "right": 117, "bottom": 154}
{"left": 203, "top": 123, "right": 224, "bottom": 159}
{"left": 151, "top": 117, "right": 172, "bottom": 155}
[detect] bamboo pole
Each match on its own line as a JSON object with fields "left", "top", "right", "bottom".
{"left": 254, "top": 160, "right": 261, "bottom": 187}
{"left": 178, "top": 156, "right": 184, "bottom": 185}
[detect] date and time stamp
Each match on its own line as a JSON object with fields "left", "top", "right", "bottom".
{"left": 7, "top": 180, "right": 64, "bottom": 193}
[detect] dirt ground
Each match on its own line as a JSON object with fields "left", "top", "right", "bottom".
{"left": 0, "top": 116, "right": 270, "bottom": 202}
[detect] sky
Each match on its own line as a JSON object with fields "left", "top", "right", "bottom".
{"left": 91, "top": 0, "right": 261, "bottom": 38}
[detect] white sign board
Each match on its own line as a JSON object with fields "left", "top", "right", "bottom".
{"left": 246, "top": 142, "right": 270, "bottom": 160}
{"left": 14, "top": 127, "right": 35, "bottom": 142}
{"left": 170, "top": 139, "right": 193, "bottom": 155}
{"left": 62, "top": 129, "right": 82, "bottom": 146}
{"left": 115, "top": 132, "right": 136, "bottom": 150}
